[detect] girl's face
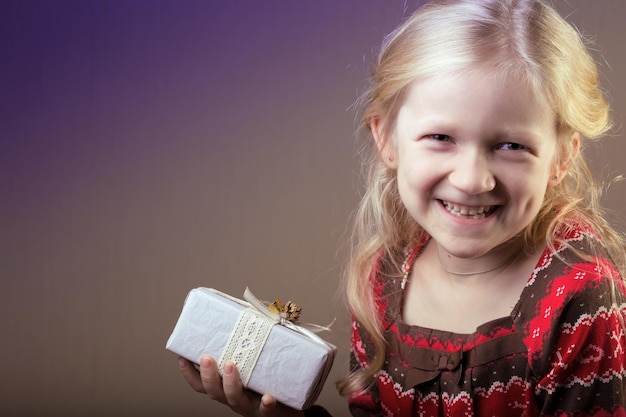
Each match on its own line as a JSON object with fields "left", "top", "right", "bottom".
{"left": 378, "top": 68, "right": 564, "bottom": 261}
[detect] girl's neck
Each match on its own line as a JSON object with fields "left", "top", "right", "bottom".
{"left": 402, "top": 240, "right": 542, "bottom": 333}
{"left": 432, "top": 242, "right": 524, "bottom": 280}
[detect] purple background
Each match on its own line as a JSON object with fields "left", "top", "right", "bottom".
{"left": 1, "top": 1, "right": 624, "bottom": 416}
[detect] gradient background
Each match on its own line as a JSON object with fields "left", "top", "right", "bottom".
{"left": 1, "top": 1, "right": 624, "bottom": 416}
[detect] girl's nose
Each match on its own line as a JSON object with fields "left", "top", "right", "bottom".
{"left": 447, "top": 150, "right": 496, "bottom": 195}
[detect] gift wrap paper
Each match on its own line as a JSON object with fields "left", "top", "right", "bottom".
{"left": 166, "top": 288, "right": 336, "bottom": 410}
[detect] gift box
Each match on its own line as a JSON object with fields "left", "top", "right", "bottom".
{"left": 166, "top": 287, "right": 336, "bottom": 410}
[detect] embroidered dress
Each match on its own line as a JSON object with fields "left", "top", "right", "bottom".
{"left": 349, "top": 226, "right": 626, "bottom": 416}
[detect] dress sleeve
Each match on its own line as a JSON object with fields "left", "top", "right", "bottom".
{"left": 534, "top": 279, "right": 626, "bottom": 416}
{"left": 347, "top": 316, "right": 383, "bottom": 417}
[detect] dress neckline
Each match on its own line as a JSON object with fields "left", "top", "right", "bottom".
{"left": 394, "top": 235, "right": 541, "bottom": 340}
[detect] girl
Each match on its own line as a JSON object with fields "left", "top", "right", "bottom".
{"left": 178, "top": 0, "right": 626, "bottom": 415}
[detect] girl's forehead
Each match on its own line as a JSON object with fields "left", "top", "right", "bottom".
{"left": 404, "top": 66, "right": 551, "bottom": 109}
{"left": 395, "top": 68, "right": 558, "bottom": 138}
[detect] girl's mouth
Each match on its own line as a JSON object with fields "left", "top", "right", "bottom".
{"left": 440, "top": 200, "right": 497, "bottom": 219}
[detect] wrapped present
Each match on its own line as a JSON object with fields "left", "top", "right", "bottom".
{"left": 166, "top": 287, "right": 337, "bottom": 410}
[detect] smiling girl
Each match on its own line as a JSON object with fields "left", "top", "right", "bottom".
{"left": 179, "top": 0, "right": 626, "bottom": 415}
{"left": 340, "top": 0, "right": 626, "bottom": 415}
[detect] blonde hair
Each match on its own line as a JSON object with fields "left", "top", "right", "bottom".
{"left": 339, "top": 0, "right": 625, "bottom": 395}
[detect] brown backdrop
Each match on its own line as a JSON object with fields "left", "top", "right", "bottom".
{"left": 1, "top": 1, "right": 624, "bottom": 416}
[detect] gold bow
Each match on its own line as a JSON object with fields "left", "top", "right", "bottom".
{"left": 243, "top": 288, "right": 334, "bottom": 344}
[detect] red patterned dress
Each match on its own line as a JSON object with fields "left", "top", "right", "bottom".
{"left": 349, "top": 226, "right": 626, "bottom": 416}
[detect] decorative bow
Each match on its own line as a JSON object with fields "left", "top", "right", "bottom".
{"left": 243, "top": 287, "right": 335, "bottom": 345}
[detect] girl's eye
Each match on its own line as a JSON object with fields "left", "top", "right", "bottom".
{"left": 427, "top": 134, "right": 451, "bottom": 142}
{"left": 498, "top": 142, "right": 527, "bottom": 151}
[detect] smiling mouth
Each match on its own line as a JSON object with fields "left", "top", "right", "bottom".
{"left": 440, "top": 200, "right": 497, "bottom": 219}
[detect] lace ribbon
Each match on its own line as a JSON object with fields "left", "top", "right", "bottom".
{"left": 217, "top": 288, "right": 333, "bottom": 386}
{"left": 217, "top": 308, "right": 274, "bottom": 386}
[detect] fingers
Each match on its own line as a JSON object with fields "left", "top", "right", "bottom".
{"left": 220, "top": 361, "right": 255, "bottom": 412}
{"left": 259, "top": 394, "right": 278, "bottom": 417}
{"left": 222, "top": 362, "right": 244, "bottom": 405}
{"left": 178, "top": 356, "right": 297, "bottom": 417}
{"left": 178, "top": 357, "right": 205, "bottom": 393}
{"left": 177, "top": 355, "right": 228, "bottom": 405}
{"left": 199, "top": 356, "right": 228, "bottom": 403}
{"left": 195, "top": 357, "right": 254, "bottom": 413}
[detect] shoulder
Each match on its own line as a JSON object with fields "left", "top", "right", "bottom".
{"left": 525, "top": 224, "right": 620, "bottom": 304}
{"left": 514, "top": 225, "right": 625, "bottom": 375}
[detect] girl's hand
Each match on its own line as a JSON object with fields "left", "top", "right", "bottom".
{"left": 177, "top": 356, "right": 305, "bottom": 417}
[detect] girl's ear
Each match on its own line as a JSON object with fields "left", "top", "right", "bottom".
{"left": 370, "top": 116, "right": 398, "bottom": 169}
{"left": 549, "top": 132, "right": 580, "bottom": 187}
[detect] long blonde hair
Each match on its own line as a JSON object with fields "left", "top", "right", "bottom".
{"left": 339, "top": 0, "right": 625, "bottom": 395}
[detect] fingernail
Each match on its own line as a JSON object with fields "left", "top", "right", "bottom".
{"left": 200, "top": 357, "right": 211, "bottom": 369}
{"left": 261, "top": 395, "right": 274, "bottom": 407}
{"left": 178, "top": 357, "right": 186, "bottom": 369}
{"left": 223, "top": 362, "right": 234, "bottom": 375}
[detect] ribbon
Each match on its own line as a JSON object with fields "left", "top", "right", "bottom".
{"left": 218, "top": 308, "right": 274, "bottom": 386}
{"left": 243, "top": 287, "right": 335, "bottom": 346}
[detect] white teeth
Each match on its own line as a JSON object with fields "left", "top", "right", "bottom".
{"left": 442, "top": 201, "right": 494, "bottom": 219}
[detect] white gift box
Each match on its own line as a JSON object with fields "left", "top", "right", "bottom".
{"left": 166, "top": 288, "right": 337, "bottom": 410}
